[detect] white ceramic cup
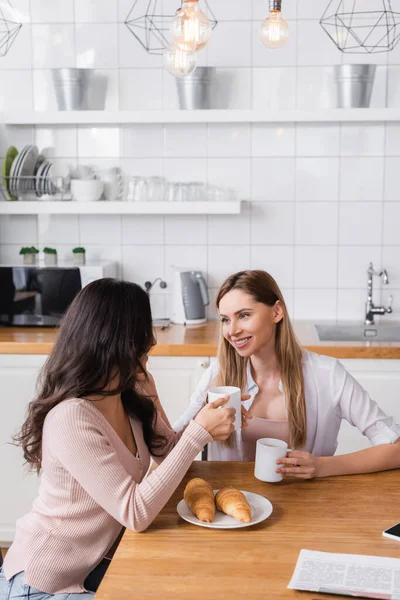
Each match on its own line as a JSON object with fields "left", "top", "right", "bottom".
{"left": 207, "top": 386, "right": 242, "bottom": 431}
{"left": 71, "top": 179, "right": 104, "bottom": 202}
{"left": 254, "top": 438, "right": 290, "bottom": 483}
{"left": 98, "top": 167, "right": 124, "bottom": 201}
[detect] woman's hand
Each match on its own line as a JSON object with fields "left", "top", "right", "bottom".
{"left": 241, "top": 394, "right": 252, "bottom": 428}
{"left": 276, "top": 451, "right": 321, "bottom": 479}
{"left": 195, "top": 396, "right": 236, "bottom": 441}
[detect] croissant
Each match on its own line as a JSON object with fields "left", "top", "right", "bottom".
{"left": 184, "top": 478, "right": 215, "bottom": 523}
{"left": 215, "top": 488, "right": 252, "bottom": 524}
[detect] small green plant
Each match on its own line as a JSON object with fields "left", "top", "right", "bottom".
{"left": 43, "top": 247, "right": 57, "bottom": 254}
{"left": 19, "top": 246, "right": 39, "bottom": 255}
{"left": 72, "top": 247, "right": 86, "bottom": 254}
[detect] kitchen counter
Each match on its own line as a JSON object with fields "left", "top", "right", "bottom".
{"left": 1, "top": 321, "right": 400, "bottom": 358}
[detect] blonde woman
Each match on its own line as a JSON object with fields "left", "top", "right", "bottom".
{"left": 174, "top": 270, "right": 400, "bottom": 478}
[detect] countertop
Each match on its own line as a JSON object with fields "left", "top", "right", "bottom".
{"left": 95, "top": 461, "right": 400, "bottom": 600}
{"left": 1, "top": 320, "right": 400, "bottom": 358}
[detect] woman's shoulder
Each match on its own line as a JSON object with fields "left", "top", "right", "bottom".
{"left": 45, "top": 398, "right": 103, "bottom": 429}
{"left": 302, "top": 348, "right": 339, "bottom": 369}
{"left": 301, "top": 349, "right": 342, "bottom": 384}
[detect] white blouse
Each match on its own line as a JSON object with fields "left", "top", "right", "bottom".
{"left": 173, "top": 350, "right": 400, "bottom": 461}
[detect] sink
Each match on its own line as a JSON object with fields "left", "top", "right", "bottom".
{"left": 315, "top": 323, "right": 400, "bottom": 343}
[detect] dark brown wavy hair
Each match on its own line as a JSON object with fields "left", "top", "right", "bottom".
{"left": 15, "top": 278, "right": 167, "bottom": 473}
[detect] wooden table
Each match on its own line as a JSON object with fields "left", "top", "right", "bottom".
{"left": 96, "top": 462, "right": 400, "bottom": 600}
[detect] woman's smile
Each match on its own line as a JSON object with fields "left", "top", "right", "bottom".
{"left": 231, "top": 335, "right": 252, "bottom": 350}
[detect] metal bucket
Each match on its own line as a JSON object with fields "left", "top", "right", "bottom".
{"left": 51, "top": 68, "right": 93, "bottom": 111}
{"left": 334, "top": 64, "right": 376, "bottom": 108}
{"left": 176, "top": 67, "right": 216, "bottom": 110}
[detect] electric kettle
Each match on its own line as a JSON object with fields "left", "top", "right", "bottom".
{"left": 171, "top": 267, "right": 209, "bottom": 325}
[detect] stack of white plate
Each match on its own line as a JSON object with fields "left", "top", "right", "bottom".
{"left": 9, "top": 145, "right": 39, "bottom": 198}
{"left": 6, "top": 145, "right": 70, "bottom": 200}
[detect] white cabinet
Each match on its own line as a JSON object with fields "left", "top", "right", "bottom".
{"left": 147, "top": 356, "right": 209, "bottom": 426}
{"left": 0, "top": 354, "right": 47, "bottom": 543}
{"left": 335, "top": 359, "right": 400, "bottom": 455}
{"left": 0, "top": 354, "right": 209, "bottom": 544}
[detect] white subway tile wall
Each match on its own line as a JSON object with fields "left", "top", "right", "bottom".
{"left": 0, "top": 0, "right": 399, "bottom": 321}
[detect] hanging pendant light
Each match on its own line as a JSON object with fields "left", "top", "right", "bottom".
{"left": 163, "top": 44, "right": 198, "bottom": 77}
{"left": 125, "top": 0, "right": 217, "bottom": 55}
{"left": 170, "top": 0, "right": 213, "bottom": 52}
{"left": 320, "top": 0, "right": 400, "bottom": 53}
{"left": 260, "top": 0, "right": 289, "bottom": 49}
{"left": 0, "top": 0, "right": 22, "bottom": 57}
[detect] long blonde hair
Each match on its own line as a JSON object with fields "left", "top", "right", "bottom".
{"left": 215, "top": 270, "right": 306, "bottom": 449}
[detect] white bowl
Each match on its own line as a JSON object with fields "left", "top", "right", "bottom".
{"left": 71, "top": 179, "right": 104, "bottom": 202}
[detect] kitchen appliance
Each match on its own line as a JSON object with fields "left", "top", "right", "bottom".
{"left": 171, "top": 267, "right": 209, "bottom": 325}
{"left": 0, "top": 261, "right": 117, "bottom": 327}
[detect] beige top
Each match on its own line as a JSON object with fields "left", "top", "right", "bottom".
{"left": 4, "top": 399, "right": 211, "bottom": 595}
{"left": 242, "top": 417, "right": 290, "bottom": 461}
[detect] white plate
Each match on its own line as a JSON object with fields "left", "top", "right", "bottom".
{"left": 17, "top": 145, "right": 39, "bottom": 195}
{"left": 47, "top": 162, "right": 70, "bottom": 195}
{"left": 9, "top": 145, "right": 29, "bottom": 197}
{"left": 177, "top": 490, "right": 273, "bottom": 529}
{"left": 35, "top": 159, "right": 49, "bottom": 198}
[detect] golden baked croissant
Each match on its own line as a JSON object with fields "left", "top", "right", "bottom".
{"left": 215, "top": 488, "right": 252, "bottom": 523}
{"left": 184, "top": 478, "right": 215, "bottom": 523}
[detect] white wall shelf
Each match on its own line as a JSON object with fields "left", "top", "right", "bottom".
{"left": 3, "top": 109, "right": 400, "bottom": 125}
{"left": 0, "top": 200, "right": 242, "bottom": 215}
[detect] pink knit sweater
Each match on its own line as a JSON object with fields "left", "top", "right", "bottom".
{"left": 4, "top": 398, "right": 211, "bottom": 594}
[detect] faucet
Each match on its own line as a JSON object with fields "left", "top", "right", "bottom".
{"left": 365, "top": 262, "right": 393, "bottom": 325}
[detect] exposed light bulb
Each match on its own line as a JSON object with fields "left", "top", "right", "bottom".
{"left": 260, "top": 9, "right": 289, "bottom": 49}
{"left": 163, "top": 44, "right": 198, "bottom": 78}
{"left": 170, "top": 1, "right": 212, "bottom": 52}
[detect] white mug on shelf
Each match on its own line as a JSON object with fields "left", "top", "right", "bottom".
{"left": 98, "top": 167, "right": 124, "bottom": 201}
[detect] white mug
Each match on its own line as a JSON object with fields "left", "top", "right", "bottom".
{"left": 98, "top": 167, "right": 124, "bottom": 201}
{"left": 254, "top": 438, "right": 290, "bottom": 483}
{"left": 207, "top": 386, "right": 241, "bottom": 431}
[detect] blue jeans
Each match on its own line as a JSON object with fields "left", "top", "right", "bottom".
{"left": 0, "top": 569, "right": 94, "bottom": 600}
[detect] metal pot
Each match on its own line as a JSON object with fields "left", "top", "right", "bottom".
{"left": 176, "top": 67, "right": 216, "bottom": 110}
{"left": 51, "top": 68, "right": 93, "bottom": 111}
{"left": 334, "top": 64, "right": 376, "bottom": 108}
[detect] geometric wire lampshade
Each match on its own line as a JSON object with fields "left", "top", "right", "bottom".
{"left": 125, "top": 0, "right": 217, "bottom": 55}
{"left": 0, "top": 0, "right": 22, "bottom": 57}
{"left": 320, "top": 0, "right": 400, "bottom": 53}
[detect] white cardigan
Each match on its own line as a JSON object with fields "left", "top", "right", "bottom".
{"left": 173, "top": 350, "right": 400, "bottom": 461}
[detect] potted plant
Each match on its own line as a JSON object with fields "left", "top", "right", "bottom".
{"left": 72, "top": 246, "right": 86, "bottom": 265}
{"left": 19, "top": 246, "right": 39, "bottom": 266}
{"left": 43, "top": 247, "right": 58, "bottom": 266}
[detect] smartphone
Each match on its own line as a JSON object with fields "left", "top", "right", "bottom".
{"left": 382, "top": 522, "right": 400, "bottom": 541}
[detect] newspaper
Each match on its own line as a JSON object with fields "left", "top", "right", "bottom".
{"left": 288, "top": 550, "right": 400, "bottom": 599}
